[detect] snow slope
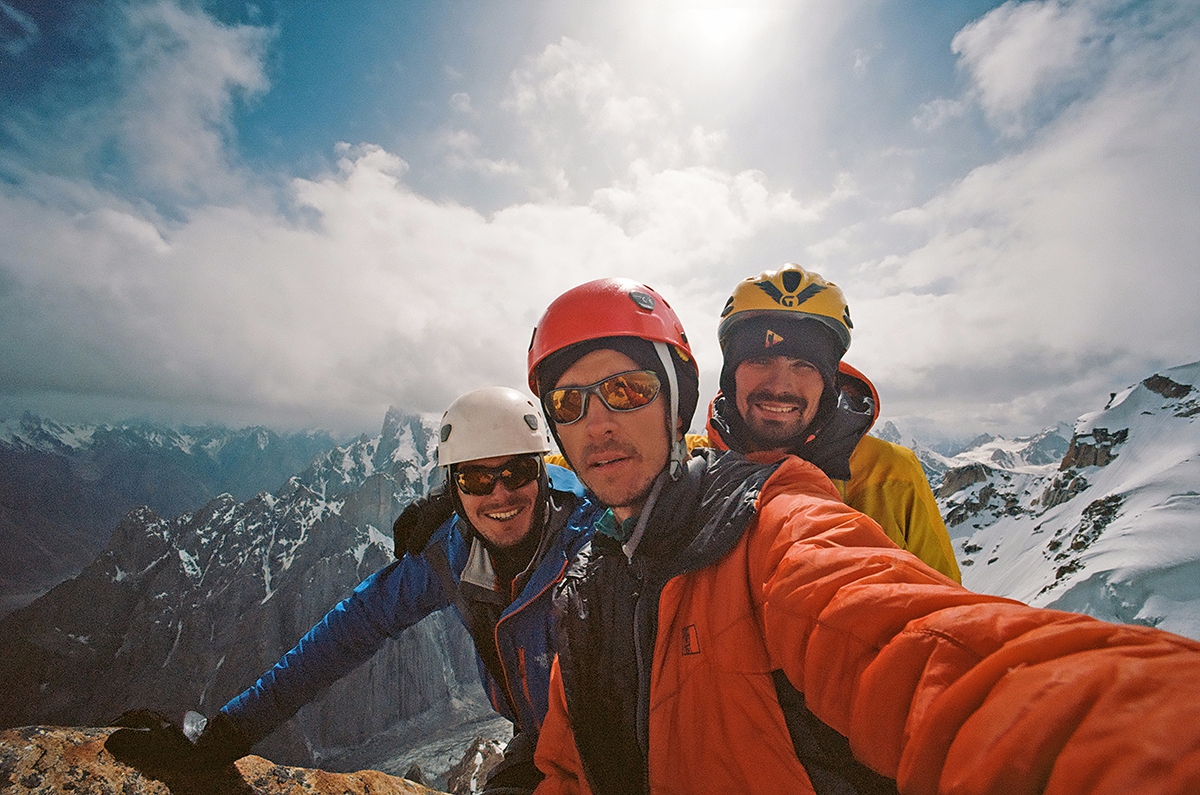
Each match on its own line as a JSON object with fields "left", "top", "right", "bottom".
{"left": 938, "top": 362, "right": 1200, "bottom": 640}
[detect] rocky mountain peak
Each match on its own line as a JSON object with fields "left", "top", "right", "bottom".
{"left": 941, "top": 361, "right": 1200, "bottom": 640}
{"left": 872, "top": 420, "right": 903, "bottom": 445}
{"left": 0, "top": 416, "right": 340, "bottom": 617}
{"left": 0, "top": 409, "right": 498, "bottom": 784}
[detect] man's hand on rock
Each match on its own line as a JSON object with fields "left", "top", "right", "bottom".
{"left": 104, "top": 709, "right": 250, "bottom": 775}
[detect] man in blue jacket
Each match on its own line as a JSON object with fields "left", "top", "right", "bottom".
{"left": 106, "top": 386, "right": 602, "bottom": 793}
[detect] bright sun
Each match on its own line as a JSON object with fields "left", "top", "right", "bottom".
{"left": 683, "top": 7, "right": 761, "bottom": 50}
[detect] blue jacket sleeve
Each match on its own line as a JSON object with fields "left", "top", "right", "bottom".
{"left": 546, "top": 463, "right": 585, "bottom": 496}
{"left": 220, "top": 531, "right": 454, "bottom": 744}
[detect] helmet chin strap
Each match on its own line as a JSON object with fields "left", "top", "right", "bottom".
{"left": 653, "top": 341, "right": 686, "bottom": 480}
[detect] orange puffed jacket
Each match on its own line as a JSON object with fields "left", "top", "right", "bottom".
{"left": 534, "top": 453, "right": 1200, "bottom": 795}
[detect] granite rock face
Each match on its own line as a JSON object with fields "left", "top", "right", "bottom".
{"left": 443, "top": 737, "right": 505, "bottom": 795}
{"left": 0, "top": 408, "right": 496, "bottom": 775}
{"left": 0, "top": 725, "right": 445, "bottom": 795}
{"left": 0, "top": 416, "right": 338, "bottom": 618}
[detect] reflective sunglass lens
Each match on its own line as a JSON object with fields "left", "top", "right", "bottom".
{"left": 599, "top": 372, "right": 659, "bottom": 410}
{"left": 544, "top": 370, "right": 661, "bottom": 425}
{"left": 455, "top": 456, "right": 540, "bottom": 496}
{"left": 545, "top": 389, "right": 585, "bottom": 425}
{"left": 455, "top": 470, "right": 492, "bottom": 496}
{"left": 499, "top": 456, "right": 540, "bottom": 490}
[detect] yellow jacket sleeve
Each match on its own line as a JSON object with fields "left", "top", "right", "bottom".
{"left": 835, "top": 435, "right": 961, "bottom": 582}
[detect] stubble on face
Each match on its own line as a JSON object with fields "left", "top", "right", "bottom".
{"left": 455, "top": 456, "right": 539, "bottom": 548}
{"left": 741, "top": 386, "right": 812, "bottom": 443}
{"left": 734, "top": 357, "right": 824, "bottom": 451}
{"left": 552, "top": 349, "right": 669, "bottom": 521}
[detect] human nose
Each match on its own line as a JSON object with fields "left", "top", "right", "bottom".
{"left": 759, "top": 361, "right": 790, "bottom": 390}
{"left": 577, "top": 387, "right": 619, "bottom": 431}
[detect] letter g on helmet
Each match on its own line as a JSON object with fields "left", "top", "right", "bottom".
{"left": 718, "top": 264, "right": 852, "bottom": 356}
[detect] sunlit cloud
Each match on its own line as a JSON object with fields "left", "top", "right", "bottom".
{"left": 1, "top": 0, "right": 1197, "bottom": 445}
{"left": 952, "top": 0, "right": 1100, "bottom": 135}
{"left": 845, "top": 0, "right": 1200, "bottom": 437}
{"left": 0, "top": 11, "right": 813, "bottom": 433}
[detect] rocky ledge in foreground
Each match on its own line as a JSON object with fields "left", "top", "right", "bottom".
{"left": 0, "top": 726, "right": 446, "bottom": 795}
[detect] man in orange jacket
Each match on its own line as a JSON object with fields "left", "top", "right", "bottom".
{"left": 702, "top": 264, "right": 959, "bottom": 582}
{"left": 526, "top": 277, "right": 1200, "bottom": 795}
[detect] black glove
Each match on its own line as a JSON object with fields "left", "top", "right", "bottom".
{"left": 105, "top": 709, "right": 250, "bottom": 774}
{"left": 481, "top": 731, "right": 543, "bottom": 794}
{"left": 393, "top": 487, "right": 455, "bottom": 557}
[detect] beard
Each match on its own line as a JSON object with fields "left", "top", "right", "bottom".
{"left": 741, "top": 389, "right": 813, "bottom": 447}
{"left": 575, "top": 438, "right": 662, "bottom": 514}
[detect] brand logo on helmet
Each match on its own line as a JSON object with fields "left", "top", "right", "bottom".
{"left": 755, "top": 279, "right": 825, "bottom": 309}
{"left": 764, "top": 329, "right": 784, "bottom": 348}
{"left": 629, "top": 290, "right": 656, "bottom": 311}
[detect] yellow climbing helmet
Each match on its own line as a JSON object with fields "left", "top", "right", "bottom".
{"left": 718, "top": 264, "right": 852, "bottom": 356}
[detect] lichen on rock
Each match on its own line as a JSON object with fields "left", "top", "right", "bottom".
{"left": 0, "top": 725, "right": 448, "bottom": 795}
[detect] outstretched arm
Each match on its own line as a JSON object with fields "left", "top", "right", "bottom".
{"left": 754, "top": 457, "right": 1200, "bottom": 795}
{"left": 221, "top": 537, "right": 450, "bottom": 744}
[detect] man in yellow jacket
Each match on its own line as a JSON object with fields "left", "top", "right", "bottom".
{"left": 526, "top": 277, "right": 1200, "bottom": 795}
{"left": 702, "top": 264, "right": 960, "bottom": 581}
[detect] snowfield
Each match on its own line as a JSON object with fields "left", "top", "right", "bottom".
{"left": 931, "top": 361, "right": 1200, "bottom": 640}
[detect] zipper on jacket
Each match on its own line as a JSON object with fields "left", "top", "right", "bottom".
{"left": 492, "top": 547, "right": 571, "bottom": 734}
{"left": 485, "top": 495, "right": 577, "bottom": 731}
{"left": 630, "top": 563, "right": 652, "bottom": 794}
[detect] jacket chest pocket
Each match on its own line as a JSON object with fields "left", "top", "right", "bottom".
{"left": 659, "top": 571, "right": 772, "bottom": 677}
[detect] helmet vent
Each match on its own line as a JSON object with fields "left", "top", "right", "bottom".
{"left": 523, "top": 414, "right": 539, "bottom": 431}
{"left": 782, "top": 270, "right": 804, "bottom": 292}
{"left": 439, "top": 424, "right": 452, "bottom": 442}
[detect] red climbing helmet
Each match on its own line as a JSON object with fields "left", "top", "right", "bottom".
{"left": 528, "top": 278, "right": 698, "bottom": 478}
{"left": 527, "top": 278, "right": 695, "bottom": 395}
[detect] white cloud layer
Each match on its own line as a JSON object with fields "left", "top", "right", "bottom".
{"left": 1, "top": 0, "right": 1198, "bottom": 444}
{"left": 854, "top": 0, "right": 1200, "bottom": 438}
{"left": 952, "top": 0, "right": 1101, "bottom": 135}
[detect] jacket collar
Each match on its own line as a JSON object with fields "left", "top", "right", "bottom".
{"left": 611, "top": 449, "right": 782, "bottom": 578}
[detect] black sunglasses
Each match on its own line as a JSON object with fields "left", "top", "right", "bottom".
{"left": 453, "top": 454, "right": 542, "bottom": 497}
{"left": 542, "top": 369, "right": 661, "bottom": 426}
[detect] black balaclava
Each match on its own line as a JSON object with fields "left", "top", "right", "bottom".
{"left": 535, "top": 335, "right": 699, "bottom": 470}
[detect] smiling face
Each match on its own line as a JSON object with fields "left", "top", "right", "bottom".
{"left": 733, "top": 355, "right": 825, "bottom": 450}
{"left": 454, "top": 455, "right": 540, "bottom": 548}
{"left": 551, "top": 348, "right": 670, "bottom": 522}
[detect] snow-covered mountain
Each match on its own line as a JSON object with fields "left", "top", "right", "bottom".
{"left": 936, "top": 362, "right": 1200, "bottom": 640}
{"left": 0, "top": 407, "right": 503, "bottom": 782}
{"left": 0, "top": 415, "right": 338, "bottom": 617}
{"left": 6, "top": 362, "right": 1200, "bottom": 784}
{"left": 873, "top": 420, "right": 1073, "bottom": 492}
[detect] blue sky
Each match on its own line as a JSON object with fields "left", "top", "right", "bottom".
{"left": 2, "top": 0, "right": 1198, "bottom": 442}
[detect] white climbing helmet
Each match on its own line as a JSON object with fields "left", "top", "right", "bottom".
{"left": 437, "top": 386, "right": 552, "bottom": 467}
